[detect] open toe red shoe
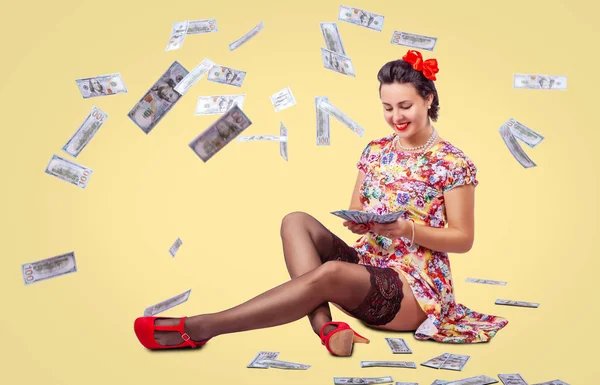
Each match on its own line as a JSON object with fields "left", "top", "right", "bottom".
{"left": 134, "top": 316, "right": 210, "bottom": 350}
{"left": 319, "top": 321, "right": 370, "bottom": 356}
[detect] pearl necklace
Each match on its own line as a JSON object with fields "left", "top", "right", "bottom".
{"left": 393, "top": 127, "right": 438, "bottom": 154}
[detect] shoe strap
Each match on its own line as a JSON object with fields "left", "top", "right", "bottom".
{"left": 319, "top": 321, "right": 349, "bottom": 342}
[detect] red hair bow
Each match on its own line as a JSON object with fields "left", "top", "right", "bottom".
{"left": 402, "top": 50, "right": 439, "bottom": 81}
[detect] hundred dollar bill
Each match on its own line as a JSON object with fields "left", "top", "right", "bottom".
{"left": 495, "top": 299, "right": 539, "bottom": 308}
{"left": 432, "top": 381, "right": 450, "bottom": 385}
{"left": 466, "top": 278, "right": 507, "bottom": 285}
{"left": 499, "top": 123, "right": 536, "bottom": 168}
{"left": 280, "top": 121, "right": 288, "bottom": 161}
{"left": 22, "top": 252, "right": 77, "bottom": 285}
{"left": 391, "top": 30, "right": 437, "bottom": 51}
{"left": 421, "top": 353, "right": 450, "bottom": 369}
{"left": 440, "top": 354, "right": 470, "bottom": 371}
{"left": 174, "top": 58, "right": 215, "bottom": 95}
{"left": 207, "top": 65, "right": 246, "bottom": 87}
{"left": 196, "top": 94, "right": 246, "bottom": 115}
{"left": 45, "top": 154, "right": 93, "bottom": 189}
{"left": 446, "top": 375, "right": 498, "bottom": 385}
{"left": 338, "top": 5, "right": 384, "bottom": 31}
{"left": 75, "top": 73, "right": 127, "bottom": 99}
{"left": 334, "top": 376, "right": 394, "bottom": 385}
{"left": 259, "top": 359, "right": 311, "bottom": 370}
{"left": 315, "top": 96, "right": 330, "bottom": 145}
{"left": 270, "top": 86, "right": 296, "bottom": 112}
{"left": 169, "top": 237, "right": 182, "bottom": 257}
{"left": 247, "top": 351, "right": 279, "bottom": 368}
{"left": 165, "top": 20, "right": 189, "bottom": 51}
{"left": 498, "top": 374, "right": 528, "bottom": 385}
{"left": 320, "top": 22, "right": 346, "bottom": 55}
{"left": 62, "top": 106, "right": 107, "bottom": 157}
{"left": 318, "top": 99, "right": 364, "bottom": 137}
{"left": 531, "top": 380, "right": 569, "bottom": 385}
{"left": 513, "top": 74, "right": 567, "bottom": 90}
{"left": 504, "top": 118, "right": 544, "bottom": 148}
{"left": 361, "top": 361, "right": 416, "bottom": 368}
{"left": 128, "top": 61, "right": 188, "bottom": 134}
{"left": 189, "top": 104, "right": 252, "bottom": 162}
{"left": 385, "top": 337, "right": 412, "bottom": 353}
{"left": 229, "top": 21, "right": 264, "bottom": 51}
{"left": 321, "top": 47, "right": 356, "bottom": 77}
{"left": 237, "top": 135, "right": 287, "bottom": 142}
{"left": 187, "top": 18, "right": 218, "bottom": 34}
{"left": 143, "top": 289, "right": 191, "bottom": 316}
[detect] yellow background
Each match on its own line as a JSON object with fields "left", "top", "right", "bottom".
{"left": 1, "top": 0, "right": 597, "bottom": 383}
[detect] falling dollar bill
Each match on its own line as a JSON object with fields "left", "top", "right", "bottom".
{"left": 440, "top": 354, "right": 470, "bottom": 371}
{"left": 22, "top": 252, "right": 77, "bottom": 285}
{"left": 169, "top": 237, "right": 182, "bottom": 257}
{"left": 259, "top": 359, "right": 311, "bottom": 370}
{"left": 421, "top": 353, "right": 450, "bottom": 369}
{"left": 247, "top": 351, "right": 279, "bottom": 368}
{"left": 195, "top": 94, "right": 246, "bottom": 115}
{"left": 334, "top": 376, "right": 394, "bottom": 385}
{"left": 62, "top": 106, "right": 108, "bottom": 157}
{"left": 165, "top": 21, "right": 189, "bottom": 51}
{"left": 360, "top": 361, "right": 416, "bottom": 368}
{"left": 503, "top": 118, "right": 544, "bottom": 148}
{"left": 189, "top": 104, "right": 252, "bottom": 162}
{"left": 229, "top": 21, "right": 264, "bottom": 51}
{"left": 75, "top": 73, "right": 127, "bottom": 99}
{"left": 384, "top": 337, "right": 412, "bottom": 353}
{"left": 280, "top": 121, "right": 288, "bottom": 161}
{"left": 45, "top": 154, "right": 93, "bottom": 189}
{"left": 318, "top": 99, "right": 364, "bottom": 137}
{"left": 270, "top": 86, "right": 296, "bottom": 112}
{"left": 143, "top": 289, "right": 191, "bottom": 316}
{"left": 128, "top": 61, "right": 188, "bottom": 134}
{"left": 207, "top": 65, "right": 246, "bottom": 87}
{"left": 338, "top": 5, "right": 384, "bottom": 31}
{"left": 499, "top": 122, "right": 536, "bottom": 168}
{"left": 321, "top": 47, "right": 356, "bottom": 77}
{"left": 446, "top": 375, "right": 498, "bottom": 385}
{"left": 466, "top": 278, "right": 507, "bottom": 285}
{"left": 174, "top": 58, "right": 215, "bottom": 95}
{"left": 498, "top": 374, "right": 529, "bottom": 385}
{"left": 315, "top": 96, "right": 330, "bottom": 145}
{"left": 237, "top": 135, "right": 287, "bottom": 142}
{"left": 320, "top": 22, "right": 346, "bottom": 55}
{"left": 531, "top": 380, "right": 570, "bottom": 385}
{"left": 390, "top": 30, "right": 437, "bottom": 51}
{"left": 187, "top": 18, "right": 218, "bottom": 34}
{"left": 495, "top": 299, "right": 539, "bottom": 308}
{"left": 513, "top": 74, "right": 567, "bottom": 90}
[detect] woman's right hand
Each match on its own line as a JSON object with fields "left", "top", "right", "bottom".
{"left": 343, "top": 220, "right": 371, "bottom": 235}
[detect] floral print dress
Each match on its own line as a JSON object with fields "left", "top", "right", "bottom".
{"left": 353, "top": 134, "right": 508, "bottom": 343}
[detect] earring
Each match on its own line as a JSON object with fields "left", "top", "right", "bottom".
{"left": 428, "top": 105, "right": 431, "bottom": 109}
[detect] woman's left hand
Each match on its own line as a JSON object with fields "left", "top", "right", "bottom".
{"left": 367, "top": 218, "right": 410, "bottom": 239}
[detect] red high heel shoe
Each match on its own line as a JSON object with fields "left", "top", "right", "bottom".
{"left": 319, "top": 321, "right": 370, "bottom": 356}
{"left": 134, "top": 316, "right": 210, "bottom": 350}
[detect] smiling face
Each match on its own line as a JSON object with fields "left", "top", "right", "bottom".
{"left": 380, "top": 82, "right": 433, "bottom": 137}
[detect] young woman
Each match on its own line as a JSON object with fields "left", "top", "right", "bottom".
{"left": 134, "top": 49, "right": 509, "bottom": 355}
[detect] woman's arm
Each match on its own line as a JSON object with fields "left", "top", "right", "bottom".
{"left": 348, "top": 170, "right": 366, "bottom": 210}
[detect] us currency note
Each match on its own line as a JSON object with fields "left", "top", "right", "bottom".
{"left": 237, "top": 135, "right": 287, "bottom": 142}
{"left": 187, "top": 18, "right": 218, "bottom": 34}
{"left": 259, "top": 359, "right": 311, "bottom": 370}
{"left": 361, "top": 361, "right": 416, "bottom": 368}
{"left": 75, "top": 73, "right": 127, "bottom": 99}
{"left": 446, "top": 375, "right": 498, "bottom": 385}
{"left": 270, "top": 86, "right": 296, "bottom": 112}
{"left": 498, "top": 374, "right": 529, "bottom": 385}
{"left": 338, "top": 5, "right": 384, "bottom": 31}
{"left": 504, "top": 118, "right": 544, "bottom": 148}
{"left": 195, "top": 94, "right": 246, "bottom": 115}
{"left": 45, "top": 154, "right": 93, "bottom": 189}
{"left": 334, "top": 376, "right": 394, "bottom": 385}
{"left": 321, "top": 47, "right": 356, "bottom": 77}
{"left": 174, "top": 58, "right": 215, "bottom": 95}
{"left": 280, "top": 121, "right": 288, "bottom": 161}
{"left": 385, "top": 337, "right": 412, "bottom": 353}
{"left": 62, "top": 106, "right": 108, "bottom": 157}
{"left": 320, "top": 22, "right": 346, "bottom": 55}
{"left": 189, "top": 104, "right": 252, "bottom": 162}
{"left": 22, "top": 252, "right": 77, "bottom": 285}
{"left": 165, "top": 20, "right": 189, "bottom": 51}
{"left": 513, "top": 74, "right": 567, "bottom": 90}
{"left": 495, "top": 299, "right": 539, "bottom": 308}
{"left": 229, "top": 21, "right": 264, "bottom": 51}
{"left": 143, "top": 289, "right": 191, "bottom": 316}
{"left": 440, "top": 354, "right": 470, "bottom": 371}
{"left": 169, "top": 237, "right": 182, "bottom": 257}
{"left": 466, "top": 278, "right": 507, "bottom": 285}
{"left": 499, "top": 123, "right": 536, "bottom": 168}
{"left": 317, "top": 99, "right": 364, "bottom": 137}
{"left": 421, "top": 353, "right": 450, "bottom": 369}
{"left": 247, "top": 351, "right": 279, "bottom": 368}
{"left": 390, "top": 31, "right": 437, "bottom": 51}
{"left": 207, "top": 65, "right": 246, "bottom": 87}
{"left": 531, "top": 380, "right": 569, "bottom": 385}
{"left": 432, "top": 381, "right": 450, "bottom": 385}
{"left": 128, "top": 61, "right": 188, "bottom": 134}
{"left": 315, "top": 96, "right": 330, "bottom": 145}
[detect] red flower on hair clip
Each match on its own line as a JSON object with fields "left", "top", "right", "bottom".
{"left": 402, "top": 50, "right": 439, "bottom": 81}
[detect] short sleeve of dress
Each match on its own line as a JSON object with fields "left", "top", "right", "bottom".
{"left": 356, "top": 142, "right": 373, "bottom": 174}
{"left": 443, "top": 155, "right": 479, "bottom": 192}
